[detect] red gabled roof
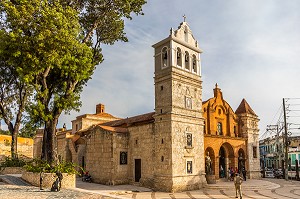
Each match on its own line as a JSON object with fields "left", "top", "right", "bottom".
{"left": 235, "top": 98, "right": 257, "bottom": 116}
{"left": 102, "top": 112, "right": 155, "bottom": 127}
{"left": 75, "top": 112, "right": 120, "bottom": 120}
{"left": 98, "top": 125, "right": 128, "bottom": 133}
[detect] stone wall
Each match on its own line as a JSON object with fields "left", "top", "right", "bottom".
{"left": 0, "top": 167, "right": 24, "bottom": 174}
{"left": 0, "top": 135, "right": 33, "bottom": 158}
{"left": 33, "top": 130, "right": 43, "bottom": 159}
{"left": 22, "top": 172, "right": 75, "bottom": 188}
{"left": 85, "top": 127, "right": 129, "bottom": 185}
{"left": 128, "top": 123, "right": 155, "bottom": 188}
{"left": 111, "top": 131, "right": 129, "bottom": 185}
{"left": 56, "top": 132, "right": 73, "bottom": 162}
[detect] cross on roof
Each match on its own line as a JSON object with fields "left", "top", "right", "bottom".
{"left": 183, "top": 14, "right": 186, "bottom": 22}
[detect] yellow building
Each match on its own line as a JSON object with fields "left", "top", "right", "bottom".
{"left": 0, "top": 134, "right": 33, "bottom": 160}
{"left": 203, "top": 84, "right": 260, "bottom": 179}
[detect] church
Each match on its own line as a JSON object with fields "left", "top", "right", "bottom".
{"left": 36, "top": 20, "right": 260, "bottom": 192}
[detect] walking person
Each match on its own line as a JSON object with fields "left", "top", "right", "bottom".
{"left": 230, "top": 167, "right": 234, "bottom": 181}
{"left": 234, "top": 173, "right": 243, "bottom": 199}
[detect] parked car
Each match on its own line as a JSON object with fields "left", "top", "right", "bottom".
{"left": 265, "top": 170, "right": 275, "bottom": 178}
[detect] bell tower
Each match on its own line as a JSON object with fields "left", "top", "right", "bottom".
{"left": 236, "top": 99, "right": 260, "bottom": 179}
{"left": 152, "top": 20, "right": 206, "bottom": 192}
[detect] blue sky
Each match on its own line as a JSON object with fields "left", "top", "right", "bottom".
{"left": 2, "top": 1, "right": 299, "bottom": 137}
{"left": 59, "top": 0, "right": 300, "bottom": 137}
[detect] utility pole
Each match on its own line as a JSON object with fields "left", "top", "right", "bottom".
{"left": 283, "top": 98, "right": 289, "bottom": 180}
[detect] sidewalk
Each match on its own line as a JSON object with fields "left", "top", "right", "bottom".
{"left": 1, "top": 174, "right": 300, "bottom": 199}
{"left": 73, "top": 178, "right": 282, "bottom": 199}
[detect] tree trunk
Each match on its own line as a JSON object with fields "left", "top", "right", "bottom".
{"left": 5, "top": 121, "right": 18, "bottom": 159}
{"left": 11, "top": 128, "right": 18, "bottom": 159}
{"left": 11, "top": 117, "right": 22, "bottom": 159}
{"left": 41, "top": 117, "right": 59, "bottom": 164}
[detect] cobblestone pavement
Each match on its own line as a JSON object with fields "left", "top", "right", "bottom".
{"left": 0, "top": 175, "right": 114, "bottom": 199}
{"left": 75, "top": 178, "right": 300, "bottom": 199}
{"left": 0, "top": 184, "right": 114, "bottom": 199}
{"left": 1, "top": 175, "right": 300, "bottom": 199}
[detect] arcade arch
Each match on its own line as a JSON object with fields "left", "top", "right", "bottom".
{"left": 205, "top": 142, "right": 236, "bottom": 178}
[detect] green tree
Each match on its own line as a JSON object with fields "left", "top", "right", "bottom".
{"left": 0, "top": 38, "right": 32, "bottom": 158}
{"left": 0, "top": 0, "right": 146, "bottom": 164}
{"left": 0, "top": 129, "right": 10, "bottom": 136}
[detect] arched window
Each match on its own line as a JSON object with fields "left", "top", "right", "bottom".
{"left": 161, "top": 47, "right": 168, "bottom": 68}
{"left": 177, "top": 47, "right": 182, "bottom": 67}
{"left": 185, "top": 51, "right": 190, "bottom": 70}
{"left": 192, "top": 55, "right": 197, "bottom": 73}
{"left": 217, "top": 122, "right": 223, "bottom": 135}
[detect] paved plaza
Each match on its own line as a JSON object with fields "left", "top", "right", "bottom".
{"left": 1, "top": 175, "right": 300, "bottom": 199}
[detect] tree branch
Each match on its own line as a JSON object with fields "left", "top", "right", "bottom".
{"left": 82, "top": 21, "right": 98, "bottom": 43}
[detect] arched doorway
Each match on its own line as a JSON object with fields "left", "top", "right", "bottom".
{"left": 238, "top": 148, "right": 246, "bottom": 172}
{"left": 218, "top": 143, "right": 235, "bottom": 179}
{"left": 219, "top": 146, "right": 226, "bottom": 178}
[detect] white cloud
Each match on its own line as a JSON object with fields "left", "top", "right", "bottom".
{"left": 58, "top": 1, "right": 300, "bottom": 138}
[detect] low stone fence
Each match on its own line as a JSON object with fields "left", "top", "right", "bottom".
{"left": 0, "top": 167, "right": 24, "bottom": 174}
{"left": 22, "top": 172, "right": 75, "bottom": 188}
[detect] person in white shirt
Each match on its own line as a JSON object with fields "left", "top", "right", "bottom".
{"left": 234, "top": 173, "right": 243, "bottom": 199}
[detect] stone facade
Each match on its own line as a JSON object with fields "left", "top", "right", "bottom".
{"left": 152, "top": 21, "right": 205, "bottom": 192}
{"left": 33, "top": 129, "right": 43, "bottom": 159}
{"left": 0, "top": 134, "right": 33, "bottom": 160}
{"left": 128, "top": 123, "right": 154, "bottom": 187}
{"left": 85, "top": 126, "right": 129, "bottom": 185}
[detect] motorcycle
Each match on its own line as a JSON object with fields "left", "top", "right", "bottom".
{"left": 82, "top": 172, "right": 92, "bottom": 183}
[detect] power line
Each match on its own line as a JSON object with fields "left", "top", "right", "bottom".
{"left": 263, "top": 98, "right": 300, "bottom": 139}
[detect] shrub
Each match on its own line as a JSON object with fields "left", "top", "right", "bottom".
{"left": 0, "top": 157, "right": 27, "bottom": 171}
{"left": 0, "top": 157, "right": 27, "bottom": 167}
{"left": 24, "top": 159, "right": 81, "bottom": 175}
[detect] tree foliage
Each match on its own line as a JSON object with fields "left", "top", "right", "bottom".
{"left": 0, "top": 0, "right": 146, "bottom": 163}
{"left": 0, "top": 26, "right": 32, "bottom": 158}
{"left": 0, "top": 129, "right": 10, "bottom": 135}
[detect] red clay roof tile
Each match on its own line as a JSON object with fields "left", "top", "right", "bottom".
{"left": 235, "top": 98, "right": 257, "bottom": 116}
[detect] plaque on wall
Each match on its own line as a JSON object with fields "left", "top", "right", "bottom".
{"left": 120, "top": 151, "right": 128, "bottom": 165}
{"left": 187, "top": 161, "right": 193, "bottom": 174}
{"left": 185, "top": 96, "right": 192, "bottom": 109}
